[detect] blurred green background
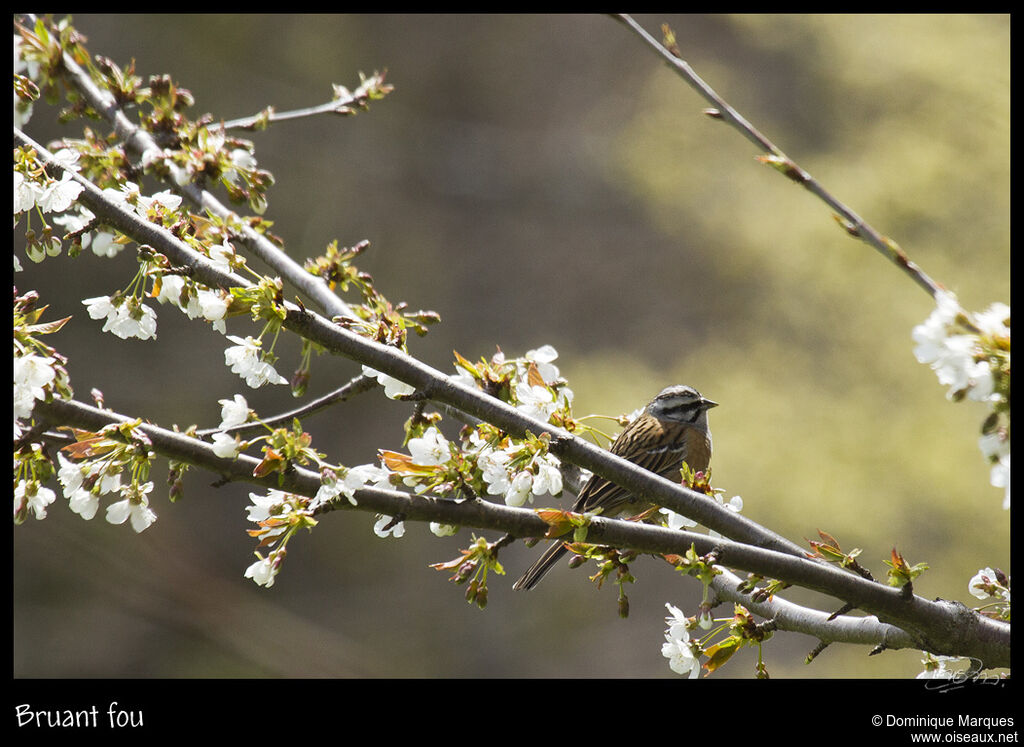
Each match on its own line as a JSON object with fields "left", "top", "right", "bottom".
{"left": 14, "top": 14, "right": 1009, "bottom": 678}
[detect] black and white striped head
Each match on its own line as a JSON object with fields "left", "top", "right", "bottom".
{"left": 647, "top": 385, "right": 717, "bottom": 426}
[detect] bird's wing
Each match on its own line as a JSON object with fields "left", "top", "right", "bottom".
{"left": 574, "top": 436, "right": 689, "bottom": 514}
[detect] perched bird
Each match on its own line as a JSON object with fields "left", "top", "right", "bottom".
{"left": 512, "top": 385, "right": 717, "bottom": 590}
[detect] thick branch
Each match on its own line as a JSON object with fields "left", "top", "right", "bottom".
{"left": 16, "top": 20, "right": 1008, "bottom": 669}
{"left": 708, "top": 567, "right": 921, "bottom": 652}
{"left": 19, "top": 128, "right": 1011, "bottom": 667}
{"left": 14, "top": 127, "right": 801, "bottom": 561}
{"left": 31, "top": 396, "right": 1011, "bottom": 669}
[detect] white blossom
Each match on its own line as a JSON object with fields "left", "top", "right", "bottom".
{"left": 92, "top": 464, "right": 122, "bottom": 496}
{"left": 36, "top": 171, "right": 83, "bottom": 214}
{"left": 974, "top": 302, "right": 1011, "bottom": 338}
{"left": 979, "top": 430, "right": 1010, "bottom": 462}
{"left": 515, "top": 382, "right": 557, "bottom": 423}
{"left": 156, "top": 275, "right": 188, "bottom": 307}
{"left": 244, "top": 551, "right": 281, "bottom": 588}
{"left": 14, "top": 171, "right": 41, "bottom": 213}
{"left": 362, "top": 364, "right": 415, "bottom": 399}
{"left": 217, "top": 394, "right": 250, "bottom": 430}
{"left": 83, "top": 295, "right": 117, "bottom": 323}
{"left": 56, "top": 454, "right": 85, "bottom": 496}
{"left": 136, "top": 188, "right": 182, "bottom": 217}
{"left": 311, "top": 471, "right": 344, "bottom": 510}
{"left": 90, "top": 230, "right": 121, "bottom": 257}
{"left": 912, "top": 293, "right": 1004, "bottom": 402}
{"left": 49, "top": 149, "right": 82, "bottom": 172}
{"left": 196, "top": 289, "right": 228, "bottom": 329}
{"left": 246, "top": 490, "right": 291, "bottom": 524}
{"left": 530, "top": 454, "right": 563, "bottom": 497}
{"left": 408, "top": 426, "right": 449, "bottom": 466}
{"left": 67, "top": 488, "right": 100, "bottom": 520}
{"left": 224, "top": 335, "right": 287, "bottom": 388}
{"left": 374, "top": 514, "right": 406, "bottom": 538}
{"left": 968, "top": 567, "right": 1000, "bottom": 600}
{"left": 208, "top": 241, "right": 236, "bottom": 273}
{"left": 13, "top": 353, "right": 56, "bottom": 419}
{"left": 104, "top": 482, "right": 157, "bottom": 532}
{"left": 312, "top": 464, "right": 391, "bottom": 510}
{"left": 14, "top": 480, "right": 56, "bottom": 521}
{"left": 211, "top": 431, "right": 242, "bottom": 458}
{"left": 343, "top": 464, "right": 390, "bottom": 501}
{"left": 504, "top": 470, "right": 534, "bottom": 507}
{"left": 105, "top": 301, "right": 157, "bottom": 340}
{"left": 479, "top": 448, "right": 513, "bottom": 496}
{"left": 524, "top": 344, "right": 561, "bottom": 384}
{"left": 84, "top": 295, "right": 157, "bottom": 339}
{"left": 101, "top": 181, "right": 139, "bottom": 207}
{"left": 916, "top": 654, "right": 964, "bottom": 680}
{"left": 912, "top": 294, "right": 1011, "bottom": 510}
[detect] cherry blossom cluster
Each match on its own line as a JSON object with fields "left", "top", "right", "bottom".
{"left": 661, "top": 603, "right": 703, "bottom": 677}
{"left": 364, "top": 346, "right": 575, "bottom": 514}
{"left": 14, "top": 291, "right": 73, "bottom": 438}
{"left": 14, "top": 146, "right": 86, "bottom": 268}
{"left": 14, "top": 288, "right": 75, "bottom": 527}
{"left": 662, "top": 599, "right": 775, "bottom": 678}
{"left": 244, "top": 490, "right": 318, "bottom": 588}
{"left": 912, "top": 291, "right": 1011, "bottom": 508}
{"left": 241, "top": 347, "right": 577, "bottom": 587}
{"left": 16, "top": 415, "right": 160, "bottom": 534}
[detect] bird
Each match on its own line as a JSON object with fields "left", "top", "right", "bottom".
{"left": 512, "top": 384, "right": 717, "bottom": 591}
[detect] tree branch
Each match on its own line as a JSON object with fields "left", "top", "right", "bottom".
{"left": 195, "top": 372, "right": 378, "bottom": 438}
{"left": 16, "top": 15, "right": 1008, "bottom": 674}
{"left": 14, "top": 127, "right": 803, "bottom": 562}
{"left": 611, "top": 14, "right": 958, "bottom": 311}
{"left": 219, "top": 82, "right": 388, "bottom": 131}
{"left": 36, "top": 22, "right": 356, "bottom": 321}
{"left": 31, "top": 395, "right": 1011, "bottom": 669}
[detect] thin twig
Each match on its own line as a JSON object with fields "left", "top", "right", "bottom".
{"left": 612, "top": 14, "right": 962, "bottom": 315}
{"left": 221, "top": 96, "right": 374, "bottom": 131}
{"left": 195, "top": 373, "right": 378, "bottom": 438}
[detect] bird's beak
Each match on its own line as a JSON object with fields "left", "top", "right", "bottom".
{"left": 703, "top": 398, "right": 718, "bottom": 409}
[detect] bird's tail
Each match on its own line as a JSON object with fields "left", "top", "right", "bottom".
{"left": 512, "top": 541, "right": 569, "bottom": 591}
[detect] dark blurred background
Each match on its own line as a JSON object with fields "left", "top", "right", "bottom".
{"left": 14, "top": 14, "right": 1009, "bottom": 678}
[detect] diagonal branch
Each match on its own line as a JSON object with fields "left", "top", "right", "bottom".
{"left": 14, "top": 127, "right": 803, "bottom": 562}
{"left": 612, "top": 14, "right": 957, "bottom": 310}
{"left": 35, "top": 20, "right": 356, "bottom": 321}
